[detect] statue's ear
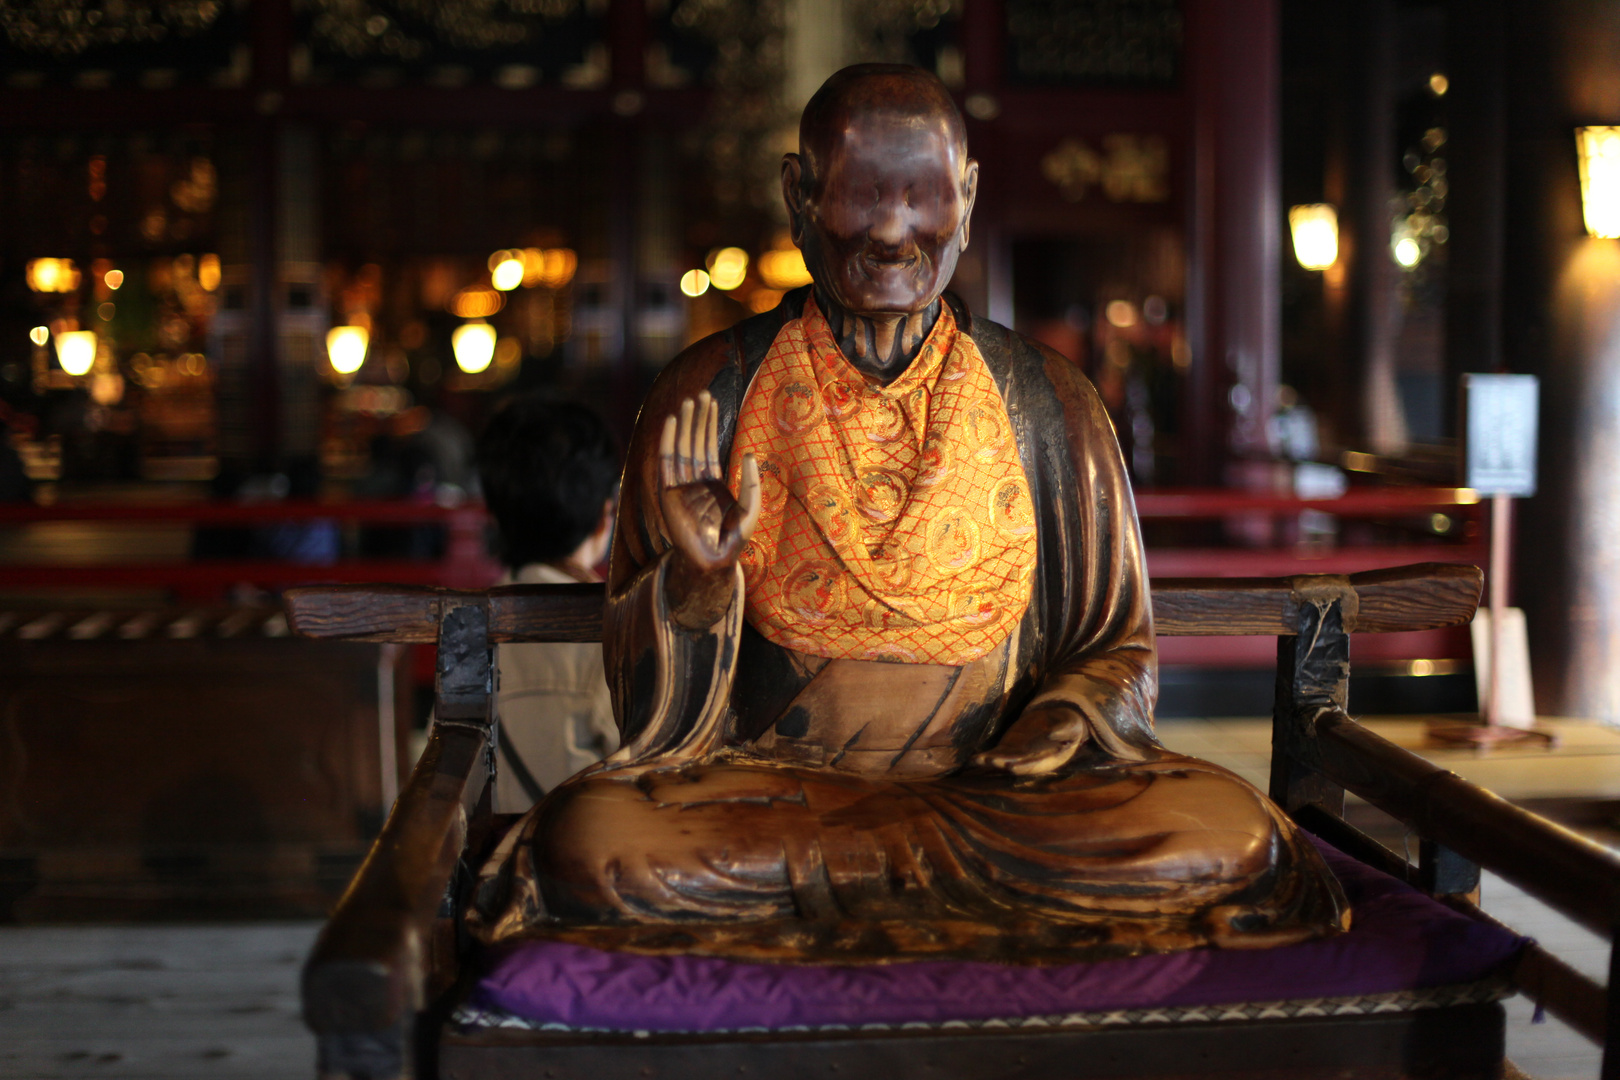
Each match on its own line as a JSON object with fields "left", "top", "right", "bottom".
{"left": 960, "top": 158, "right": 980, "bottom": 253}
{"left": 782, "top": 153, "right": 807, "bottom": 245}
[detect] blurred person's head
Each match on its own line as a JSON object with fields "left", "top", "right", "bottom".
{"left": 477, "top": 397, "right": 619, "bottom": 575}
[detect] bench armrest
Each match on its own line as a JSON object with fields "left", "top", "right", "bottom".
{"left": 302, "top": 603, "right": 496, "bottom": 1079}
{"left": 1152, "top": 562, "right": 1481, "bottom": 635}
{"left": 302, "top": 722, "right": 488, "bottom": 1033}
{"left": 286, "top": 582, "right": 605, "bottom": 643}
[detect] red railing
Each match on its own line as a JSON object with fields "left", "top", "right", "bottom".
{"left": 1133, "top": 486, "right": 1482, "bottom": 519}
{"left": 0, "top": 499, "right": 501, "bottom": 598}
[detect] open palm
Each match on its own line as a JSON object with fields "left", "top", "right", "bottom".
{"left": 659, "top": 391, "right": 760, "bottom": 573}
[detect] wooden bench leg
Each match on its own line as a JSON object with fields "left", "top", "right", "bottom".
{"left": 1270, "top": 590, "right": 1348, "bottom": 818}
{"left": 316, "top": 1017, "right": 411, "bottom": 1079}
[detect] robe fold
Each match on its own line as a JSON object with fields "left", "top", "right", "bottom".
{"left": 467, "top": 289, "right": 1349, "bottom": 964}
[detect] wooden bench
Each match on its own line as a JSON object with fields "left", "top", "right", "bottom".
{"left": 288, "top": 563, "right": 1620, "bottom": 1080}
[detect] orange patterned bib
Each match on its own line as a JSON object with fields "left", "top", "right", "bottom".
{"left": 726, "top": 298, "right": 1037, "bottom": 665}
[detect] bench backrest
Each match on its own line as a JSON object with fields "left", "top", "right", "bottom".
{"left": 284, "top": 562, "right": 1483, "bottom": 644}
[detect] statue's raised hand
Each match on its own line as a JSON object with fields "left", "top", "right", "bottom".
{"left": 659, "top": 391, "right": 760, "bottom": 574}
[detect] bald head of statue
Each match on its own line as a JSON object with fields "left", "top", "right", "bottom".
{"left": 782, "top": 64, "right": 979, "bottom": 321}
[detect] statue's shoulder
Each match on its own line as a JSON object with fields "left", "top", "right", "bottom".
{"left": 952, "top": 299, "right": 1105, "bottom": 416}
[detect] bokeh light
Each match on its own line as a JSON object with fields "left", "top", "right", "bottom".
{"left": 680, "top": 269, "right": 711, "bottom": 297}
{"left": 491, "top": 257, "right": 525, "bottom": 291}
{"left": 54, "top": 330, "right": 97, "bottom": 376}
{"left": 1288, "top": 204, "right": 1339, "bottom": 270}
{"left": 1105, "top": 300, "right": 1139, "bottom": 328}
{"left": 450, "top": 286, "right": 504, "bottom": 318}
{"left": 1577, "top": 127, "right": 1620, "bottom": 238}
{"left": 758, "top": 247, "right": 812, "bottom": 289}
{"left": 26, "top": 258, "right": 80, "bottom": 293}
{"left": 452, "top": 320, "right": 497, "bottom": 373}
{"left": 198, "top": 253, "right": 222, "bottom": 291}
{"left": 326, "top": 325, "right": 370, "bottom": 374}
{"left": 707, "top": 247, "right": 748, "bottom": 291}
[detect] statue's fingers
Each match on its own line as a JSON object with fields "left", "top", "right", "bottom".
{"left": 659, "top": 414, "right": 678, "bottom": 488}
{"left": 702, "top": 391, "right": 719, "bottom": 479}
{"left": 737, "top": 454, "right": 762, "bottom": 540}
{"left": 972, "top": 747, "right": 1056, "bottom": 776}
{"left": 676, "top": 397, "right": 695, "bottom": 483}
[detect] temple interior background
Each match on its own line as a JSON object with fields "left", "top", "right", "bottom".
{"left": 5, "top": 0, "right": 1620, "bottom": 1077}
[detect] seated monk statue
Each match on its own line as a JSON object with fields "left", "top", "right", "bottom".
{"left": 470, "top": 63, "right": 1349, "bottom": 963}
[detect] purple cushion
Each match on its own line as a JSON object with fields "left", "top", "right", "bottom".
{"left": 470, "top": 838, "right": 1526, "bottom": 1032}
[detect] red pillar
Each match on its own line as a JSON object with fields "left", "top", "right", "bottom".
{"left": 1184, "top": 0, "right": 1282, "bottom": 484}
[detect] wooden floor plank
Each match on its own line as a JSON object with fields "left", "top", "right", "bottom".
{"left": 0, "top": 923, "right": 318, "bottom": 1080}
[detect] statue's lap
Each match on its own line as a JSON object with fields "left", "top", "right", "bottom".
{"left": 530, "top": 753, "right": 1284, "bottom": 924}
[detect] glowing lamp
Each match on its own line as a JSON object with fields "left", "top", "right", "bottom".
{"left": 326, "top": 325, "right": 370, "bottom": 374}
{"left": 453, "top": 320, "right": 497, "bottom": 373}
{"left": 1577, "top": 127, "right": 1620, "bottom": 238}
{"left": 707, "top": 247, "right": 749, "bottom": 291}
{"left": 1288, "top": 204, "right": 1339, "bottom": 270}
{"left": 680, "top": 269, "right": 711, "bottom": 297}
{"left": 1392, "top": 235, "right": 1423, "bottom": 269}
{"left": 54, "top": 330, "right": 97, "bottom": 376}
{"left": 491, "top": 257, "right": 525, "bottom": 291}
{"left": 28, "top": 326, "right": 48, "bottom": 347}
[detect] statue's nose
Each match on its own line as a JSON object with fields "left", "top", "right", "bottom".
{"left": 866, "top": 198, "right": 913, "bottom": 252}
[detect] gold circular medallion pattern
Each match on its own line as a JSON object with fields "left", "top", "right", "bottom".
{"left": 855, "top": 467, "right": 908, "bottom": 524}
{"left": 772, "top": 380, "right": 823, "bottom": 435}
{"left": 862, "top": 396, "right": 906, "bottom": 443}
{"left": 925, "top": 507, "right": 981, "bottom": 575}
{"left": 821, "top": 379, "right": 861, "bottom": 421}
{"left": 951, "top": 591, "right": 999, "bottom": 628}
{"left": 869, "top": 548, "right": 918, "bottom": 592}
{"left": 804, "top": 483, "right": 860, "bottom": 550}
{"left": 965, "top": 404, "right": 1008, "bottom": 462}
{"left": 859, "top": 643, "right": 921, "bottom": 664}
{"left": 916, "top": 430, "right": 950, "bottom": 488}
{"left": 990, "top": 476, "right": 1036, "bottom": 538}
{"left": 785, "top": 560, "right": 846, "bottom": 624}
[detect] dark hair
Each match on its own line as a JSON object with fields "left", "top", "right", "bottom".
{"left": 477, "top": 397, "right": 620, "bottom": 569}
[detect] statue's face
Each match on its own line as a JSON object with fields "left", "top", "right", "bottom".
{"left": 788, "top": 110, "right": 977, "bottom": 318}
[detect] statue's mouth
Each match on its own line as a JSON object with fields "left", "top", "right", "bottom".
{"left": 857, "top": 252, "right": 922, "bottom": 276}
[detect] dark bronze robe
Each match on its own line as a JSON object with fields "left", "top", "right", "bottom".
{"left": 469, "top": 290, "right": 1349, "bottom": 963}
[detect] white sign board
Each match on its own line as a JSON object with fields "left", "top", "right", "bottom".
{"left": 1463, "top": 374, "right": 1539, "bottom": 497}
